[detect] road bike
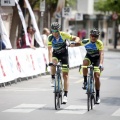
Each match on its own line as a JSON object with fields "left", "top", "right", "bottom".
{"left": 79, "top": 65, "right": 100, "bottom": 111}
{"left": 49, "top": 61, "right": 64, "bottom": 110}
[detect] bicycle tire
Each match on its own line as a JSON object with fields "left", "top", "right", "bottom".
{"left": 54, "top": 74, "right": 62, "bottom": 110}
{"left": 54, "top": 92, "right": 60, "bottom": 110}
{"left": 87, "top": 94, "right": 90, "bottom": 111}
{"left": 90, "top": 94, "right": 95, "bottom": 110}
{"left": 54, "top": 78, "right": 58, "bottom": 110}
{"left": 59, "top": 75, "right": 63, "bottom": 104}
{"left": 87, "top": 76, "right": 91, "bottom": 111}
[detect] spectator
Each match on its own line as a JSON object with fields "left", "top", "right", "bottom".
{"left": 77, "top": 29, "right": 81, "bottom": 38}
{"left": 0, "top": 34, "right": 6, "bottom": 50}
{"left": 41, "top": 28, "right": 50, "bottom": 48}
{"left": 101, "top": 30, "right": 105, "bottom": 41}
{"left": 81, "top": 28, "right": 87, "bottom": 39}
{"left": 21, "top": 25, "right": 36, "bottom": 49}
{"left": 16, "top": 35, "right": 22, "bottom": 49}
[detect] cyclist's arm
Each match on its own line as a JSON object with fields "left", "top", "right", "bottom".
{"left": 48, "top": 46, "right": 52, "bottom": 63}
{"left": 98, "top": 40, "right": 104, "bottom": 65}
{"left": 72, "top": 36, "right": 80, "bottom": 43}
{"left": 69, "top": 36, "right": 82, "bottom": 47}
{"left": 99, "top": 50, "right": 104, "bottom": 65}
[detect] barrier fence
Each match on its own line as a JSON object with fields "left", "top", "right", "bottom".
{"left": 0, "top": 47, "right": 86, "bottom": 85}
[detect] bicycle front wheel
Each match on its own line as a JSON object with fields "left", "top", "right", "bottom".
{"left": 54, "top": 92, "right": 60, "bottom": 110}
{"left": 87, "top": 94, "right": 91, "bottom": 111}
{"left": 54, "top": 77, "right": 61, "bottom": 110}
{"left": 87, "top": 76, "right": 91, "bottom": 111}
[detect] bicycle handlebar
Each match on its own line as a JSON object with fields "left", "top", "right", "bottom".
{"left": 48, "top": 62, "right": 63, "bottom": 67}
{"left": 48, "top": 62, "right": 69, "bottom": 68}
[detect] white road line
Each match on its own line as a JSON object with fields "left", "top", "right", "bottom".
{"left": 101, "top": 77, "right": 109, "bottom": 80}
{"left": 112, "top": 108, "right": 120, "bottom": 116}
{"left": 74, "top": 79, "right": 83, "bottom": 84}
{"left": 2, "top": 104, "right": 46, "bottom": 113}
{"left": 57, "top": 105, "right": 87, "bottom": 114}
{"left": 0, "top": 88, "right": 53, "bottom": 92}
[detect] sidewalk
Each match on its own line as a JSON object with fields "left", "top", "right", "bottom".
{"left": 104, "top": 45, "right": 120, "bottom": 52}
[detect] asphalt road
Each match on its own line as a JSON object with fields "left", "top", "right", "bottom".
{"left": 0, "top": 51, "right": 120, "bottom": 120}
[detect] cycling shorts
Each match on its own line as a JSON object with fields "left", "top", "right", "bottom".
{"left": 52, "top": 49, "right": 69, "bottom": 72}
{"left": 84, "top": 54, "right": 100, "bottom": 73}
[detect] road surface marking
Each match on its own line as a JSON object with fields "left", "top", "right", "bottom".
{"left": 112, "top": 108, "right": 120, "bottom": 116}
{"left": 2, "top": 104, "right": 46, "bottom": 113}
{"left": 74, "top": 79, "right": 83, "bottom": 84}
{"left": 57, "top": 105, "right": 87, "bottom": 114}
{"left": 101, "top": 77, "right": 109, "bottom": 80}
{"left": 0, "top": 88, "right": 53, "bottom": 92}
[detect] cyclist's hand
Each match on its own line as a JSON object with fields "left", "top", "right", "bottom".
{"left": 69, "top": 43, "right": 75, "bottom": 47}
{"left": 99, "top": 64, "right": 104, "bottom": 71}
{"left": 49, "top": 62, "right": 53, "bottom": 66}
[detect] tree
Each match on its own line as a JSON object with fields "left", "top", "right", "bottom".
{"left": 94, "top": 0, "right": 120, "bottom": 14}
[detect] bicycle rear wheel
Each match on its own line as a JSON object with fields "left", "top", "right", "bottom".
{"left": 90, "top": 94, "right": 95, "bottom": 110}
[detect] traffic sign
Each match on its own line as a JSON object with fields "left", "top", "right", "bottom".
{"left": 40, "top": 0, "right": 45, "bottom": 12}
{"left": 75, "top": 13, "right": 83, "bottom": 21}
{"left": 0, "top": 0, "right": 15, "bottom": 6}
{"left": 62, "top": 7, "right": 71, "bottom": 18}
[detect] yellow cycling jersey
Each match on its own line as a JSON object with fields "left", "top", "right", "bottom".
{"left": 81, "top": 38, "right": 104, "bottom": 57}
{"left": 47, "top": 31, "right": 74, "bottom": 49}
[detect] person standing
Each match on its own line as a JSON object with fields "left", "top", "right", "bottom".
{"left": 21, "top": 25, "right": 36, "bottom": 49}
{"left": 41, "top": 28, "right": 50, "bottom": 48}
{"left": 77, "top": 29, "right": 81, "bottom": 39}
{"left": 101, "top": 30, "right": 105, "bottom": 42}
{"left": 81, "top": 28, "right": 87, "bottom": 39}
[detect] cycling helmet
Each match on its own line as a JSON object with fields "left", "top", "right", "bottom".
{"left": 51, "top": 22, "right": 60, "bottom": 30}
{"left": 90, "top": 28, "right": 100, "bottom": 36}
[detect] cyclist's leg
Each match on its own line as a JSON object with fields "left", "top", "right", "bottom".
{"left": 50, "top": 53, "right": 58, "bottom": 86}
{"left": 93, "top": 58, "right": 101, "bottom": 103}
{"left": 82, "top": 56, "right": 91, "bottom": 89}
{"left": 61, "top": 52, "right": 69, "bottom": 103}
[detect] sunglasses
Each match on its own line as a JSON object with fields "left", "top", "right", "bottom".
{"left": 51, "top": 29, "right": 59, "bottom": 33}
{"left": 91, "top": 35, "right": 98, "bottom": 38}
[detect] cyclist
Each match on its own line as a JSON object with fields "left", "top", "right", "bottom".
{"left": 48, "top": 22, "right": 80, "bottom": 104}
{"left": 78, "top": 28, "right": 104, "bottom": 104}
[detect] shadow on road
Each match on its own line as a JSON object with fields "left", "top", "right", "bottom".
{"left": 101, "top": 97, "right": 120, "bottom": 106}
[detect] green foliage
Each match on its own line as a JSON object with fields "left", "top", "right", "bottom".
{"left": 29, "top": 0, "right": 77, "bottom": 11}
{"left": 94, "top": 0, "right": 120, "bottom": 13}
